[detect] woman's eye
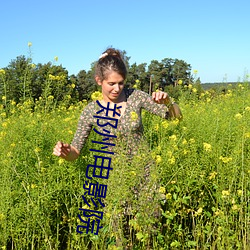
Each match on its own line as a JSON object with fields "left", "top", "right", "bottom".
{"left": 108, "top": 82, "right": 123, "bottom": 86}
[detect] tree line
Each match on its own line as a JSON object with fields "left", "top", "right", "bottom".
{"left": 0, "top": 51, "right": 200, "bottom": 105}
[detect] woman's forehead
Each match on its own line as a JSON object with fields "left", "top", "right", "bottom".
{"left": 105, "top": 71, "right": 124, "bottom": 81}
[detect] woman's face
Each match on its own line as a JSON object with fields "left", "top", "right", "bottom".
{"left": 96, "top": 71, "right": 125, "bottom": 103}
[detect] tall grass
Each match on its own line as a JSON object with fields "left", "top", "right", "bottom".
{"left": 0, "top": 83, "right": 249, "bottom": 249}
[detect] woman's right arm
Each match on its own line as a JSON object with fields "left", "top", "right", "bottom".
{"left": 53, "top": 103, "right": 94, "bottom": 161}
{"left": 53, "top": 141, "right": 80, "bottom": 161}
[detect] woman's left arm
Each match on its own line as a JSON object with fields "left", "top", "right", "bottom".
{"left": 152, "top": 91, "right": 183, "bottom": 120}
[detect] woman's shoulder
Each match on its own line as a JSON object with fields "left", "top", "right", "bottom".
{"left": 125, "top": 88, "right": 149, "bottom": 100}
{"left": 79, "top": 101, "right": 96, "bottom": 116}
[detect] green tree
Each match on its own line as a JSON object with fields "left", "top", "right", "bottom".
{"left": 4, "top": 55, "right": 33, "bottom": 102}
{"left": 171, "top": 59, "right": 192, "bottom": 86}
{"left": 76, "top": 68, "right": 98, "bottom": 101}
{"left": 32, "top": 62, "right": 69, "bottom": 103}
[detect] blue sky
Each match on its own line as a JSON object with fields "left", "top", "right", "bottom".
{"left": 1, "top": 0, "right": 250, "bottom": 83}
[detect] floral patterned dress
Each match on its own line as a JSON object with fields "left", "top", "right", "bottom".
{"left": 71, "top": 88, "right": 169, "bottom": 154}
{"left": 72, "top": 88, "right": 171, "bottom": 232}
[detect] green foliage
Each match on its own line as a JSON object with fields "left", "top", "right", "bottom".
{"left": 0, "top": 83, "right": 249, "bottom": 249}
{"left": 1, "top": 45, "right": 250, "bottom": 249}
{"left": 0, "top": 48, "right": 195, "bottom": 106}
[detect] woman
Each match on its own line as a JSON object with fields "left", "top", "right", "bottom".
{"left": 53, "top": 48, "right": 182, "bottom": 159}
{"left": 53, "top": 48, "right": 182, "bottom": 246}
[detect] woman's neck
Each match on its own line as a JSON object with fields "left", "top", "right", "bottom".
{"left": 102, "top": 89, "right": 126, "bottom": 104}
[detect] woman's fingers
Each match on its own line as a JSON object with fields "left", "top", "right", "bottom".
{"left": 53, "top": 141, "right": 70, "bottom": 157}
{"left": 152, "top": 91, "right": 170, "bottom": 104}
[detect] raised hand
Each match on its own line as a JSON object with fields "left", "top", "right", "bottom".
{"left": 152, "top": 91, "right": 171, "bottom": 104}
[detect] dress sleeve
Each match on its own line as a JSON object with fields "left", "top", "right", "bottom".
{"left": 136, "top": 90, "right": 170, "bottom": 119}
{"left": 71, "top": 103, "right": 94, "bottom": 152}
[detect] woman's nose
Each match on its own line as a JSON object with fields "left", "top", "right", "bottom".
{"left": 114, "top": 84, "right": 120, "bottom": 92}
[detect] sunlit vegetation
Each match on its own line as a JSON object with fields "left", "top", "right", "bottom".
{"left": 0, "top": 44, "right": 249, "bottom": 249}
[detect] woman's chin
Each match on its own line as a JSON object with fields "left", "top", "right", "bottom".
{"left": 110, "top": 93, "right": 119, "bottom": 98}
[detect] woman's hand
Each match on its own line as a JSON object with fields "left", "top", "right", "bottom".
{"left": 152, "top": 91, "right": 183, "bottom": 120}
{"left": 152, "top": 91, "right": 171, "bottom": 105}
{"left": 53, "top": 141, "right": 80, "bottom": 161}
{"left": 53, "top": 141, "right": 71, "bottom": 158}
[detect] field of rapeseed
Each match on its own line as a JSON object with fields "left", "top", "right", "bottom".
{"left": 0, "top": 82, "right": 249, "bottom": 249}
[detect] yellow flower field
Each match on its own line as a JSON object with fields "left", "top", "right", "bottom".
{"left": 0, "top": 82, "right": 249, "bottom": 249}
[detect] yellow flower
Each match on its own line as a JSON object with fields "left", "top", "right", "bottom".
{"left": 71, "top": 83, "right": 76, "bottom": 89}
{"left": 48, "top": 74, "right": 55, "bottom": 80}
{"left": 237, "top": 189, "right": 243, "bottom": 196}
{"left": 193, "top": 69, "right": 198, "bottom": 74}
{"left": 0, "top": 213, "right": 5, "bottom": 221}
{"left": 165, "top": 193, "right": 172, "bottom": 199}
{"left": 214, "top": 209, "right": 223, "bottom": 216}
{"left": 11, "top": 100, "right": 16, "bottom": 106}
{"left": 178, "top": 79, "right": 183, "bottom": 85}
{"left": 188, "top": 84, "right": 193, "bottom": 89}
{"left": 222, "top": 190, "right": 230, "bottom": 197}
{"left": 133, "top": 84, "right": 138, "bottom": 89}
{"left": 171, "top": 119, "right": 179, "bottom": 126}
{"left": 203, "top": 142, "right": 212, "bottom": 152}
{"left": 130, "top": 171, "right": 136, "bottom": 176}
{"left": 135, "top": 79, "right": 140, "bottom": 83}
{"left": 168, "top": 156, "right": 175, "bottom": 165}
{"left": 2, "top": 122, "right": 7, "bottom": 128}
{"left": 245, "top": 132, "right": 250, "bottom": 138}
{"left": 234, "top": 113, "right": 242, "bottom": 120}
{"left": 182, "top": 139, "right": 187, "bottom": 145}
{"left": 48, "top": 95, "right": 54, "bottom": 100}
{"left": 208, "top": 171, "right": 217, "bottom": 180}
{"left": 34, "top": 147, "right": 41, "bottom": 153}
{"left": 219, "top": 156, "right": 232, "bottom": 164}
{"left": 195, "top": 207, "right": 203, "bottom": 216}
{"left": 82, "top": 204, "right": 89, "bottom": 210}
{"left": 7, "top": 152, "right": 12, "bottom": 157}
{"left": 31, "top": 184, "right": 37, "bottom": 189}
{"left": 189, "top": 138, "right": 195, "bottom": 144}
{"left": 58, "top": 158, "right": 64, "bottom": 165}
{"left": 192, "top": 88, "right": 197, "bottom": 93}
{"left": 91, "top": 91, "right": 103, "bottom": 101}
{"left": 105, "top": 212, "right": 111, "bottom": 218}
{"left": 245, "top": 106, "right": 250, "bottom": 112}
{"left": 28, "top": 42, "right": 32, "bottom": 47}
{"left": 169, "top": 134, "right": 177, "bottom": 141}
{"left": 2, "top": 96, "right": 6, "bottom": 100}
{"left": 232, "top": 204, "right": 239, "bottom": 211}
{"left": 166, "top": 151, "right": 172, "bottom": 157}
{"left": 130, "top": 111, "right": 138, "bottom": 121}
{"left": 154, "top": 123, "right": 159, "bottom": 131}
{"left": 0, "top": 69, "right": 6, "bottom": 75}
{"left": 159, "top": 186, "right": 166, "bottom": 194}
{"left": 155, "top": 155, "right": 162, "bottom": 164}
{"left": 54, "top": 56, "right": 58, "bottom": 61}
{"left": 161, "top": 120, "right": 168, "bottom": 128}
